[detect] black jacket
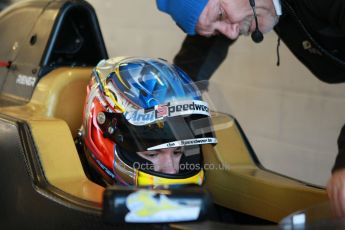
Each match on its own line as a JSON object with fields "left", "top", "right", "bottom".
{"left": 173, "top": 0, "right": 345, "bottom": 171}
{"left": 275, "top": 0, "right": 345, "bottom": 83}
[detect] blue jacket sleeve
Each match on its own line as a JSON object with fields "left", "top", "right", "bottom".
{"left": 156, "top": 0, "right": 208, "bottom": 35}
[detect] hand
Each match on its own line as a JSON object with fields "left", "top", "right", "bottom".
{"left": 327, "top": 168, "right": 345, "bottom": 217}
{"left": 196, "top": 0, "right": 240, "bottom": 39}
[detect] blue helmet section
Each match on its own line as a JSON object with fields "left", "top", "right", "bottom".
{"left": 109, "top": 58, "right": 201, "bottom": 109}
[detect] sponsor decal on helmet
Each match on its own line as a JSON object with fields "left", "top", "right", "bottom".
{"left": 125, "top": 100, "right": 210, "bottom": 125}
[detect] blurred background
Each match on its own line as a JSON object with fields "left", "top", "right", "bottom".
{"left": 2, "top": 0, "right": 345, "bottom": 186}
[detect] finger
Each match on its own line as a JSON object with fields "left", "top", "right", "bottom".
{"left": 327, "top": 178, "right": 342, "bottom": 217}
{"left": 197, "top": 29, "right": 215, "bottom": 38}
{"left": 215, "top": 21, "right": 239, "bottom": 39}
{"left": 338, "top": 185, "right": 345, "bottom": 217}
{"left": 326, "top": 179, "right": 335, "bottom": 202}
{"left": 327, "top": 170, "right": 345, "bottom": 218}
{"left": 332, "top": 181, "right": 345, "bottom": 218}
{"left": 331, "top": 186, "right": 343, "bottom": 218}
{"left": 196, "top": 20, "right": 217, "bottom": 37}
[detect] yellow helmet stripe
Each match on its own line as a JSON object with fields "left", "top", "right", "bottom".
{"left": 95, "top": 68, "right": 126, "bottom": 112}
{"left": 104, "top": 86, "right": 125, "bottom": 112}
{"left": 137, "top": 170, "right": 204, "bottom": 187}
{"left": 114, "top": 66, "right": 130, "bottom": 90}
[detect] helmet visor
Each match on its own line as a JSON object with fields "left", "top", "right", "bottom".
{"left": 99, "top": 102, "right": 217, "bottom": 155}
{"left": 106, "top": 113, "right": 216, "bottom": 155}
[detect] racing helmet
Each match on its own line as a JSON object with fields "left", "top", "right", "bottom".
{"left": 81, "top": 57, "right": 217, "bottom": 187}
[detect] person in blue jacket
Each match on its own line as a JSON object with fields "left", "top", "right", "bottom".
{"left": 156, "top": 0, "right": 345, "bottom": 217}
{"left": 156, "top": 0, "right": 280, "bottom": 39}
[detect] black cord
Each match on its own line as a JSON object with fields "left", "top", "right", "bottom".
{"left": 276, "top": 37, "right": 281, "bottom": 66}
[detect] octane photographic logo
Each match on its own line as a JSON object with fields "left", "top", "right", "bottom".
{"left": 132, "top": 161, "right": 230, "bottom": 172}
{"left": 124, "top": 100, "right": 210, "bottom": 125}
